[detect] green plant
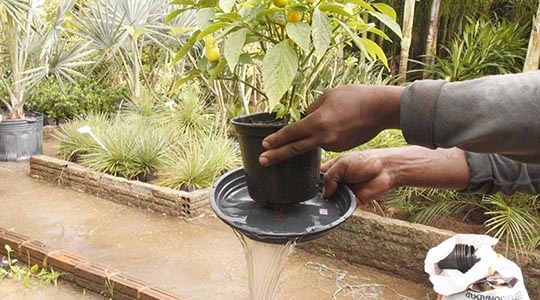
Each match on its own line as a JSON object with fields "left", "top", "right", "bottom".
{"left": 74, "top": 0, "right": 193, "bottom": 104}
{"left": 161, "top": 83, "right": 216, "bottom": 138}
{"left": 159, "top": 131, "right": 240, "bottom": 190}
{"left": 387, "top": 189, "right": 540, "bottom": 255}
{"left": 0, "top": 0, "right": 93, "bottom": 119}
{"left": 419, "top": 18, "right": 527, "bottom": 81}
{"left": 78, "top": 115, "right": 170, "bottom": 181}
{"left": 1, "top": 245, "right": 62, "bottom": 287}
{"left": 170, "top": 0, "right": 401, "bottom": 122}
{"left": 54, "top": 113, "right": 112, "bottom": 161}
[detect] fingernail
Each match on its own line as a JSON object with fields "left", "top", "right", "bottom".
{"left": 261, "top": 140, "right": 270, "bottom": 149}
{"left": 259, "top": 156, "right": 268, "bottom": 167}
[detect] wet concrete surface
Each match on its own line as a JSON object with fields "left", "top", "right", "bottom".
{"left": 0, "top": 280, "right": 103, "bottom": 300}
{"left": 0, "top": 141, "right": 434, "bottom": 299}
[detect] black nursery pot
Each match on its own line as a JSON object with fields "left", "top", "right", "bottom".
{"left": 231, "top": 112, "right": 321, "bottom": 206}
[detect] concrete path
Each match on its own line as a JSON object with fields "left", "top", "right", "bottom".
{"left": 0, "top": 156, "right": 432, "bottom": 299}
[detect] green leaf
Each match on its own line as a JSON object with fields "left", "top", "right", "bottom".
{"left": 224, "top": 28, "right": 247, "bottom": 72}
{"left": 318, "top": 3, "right": 352, "bottom": 17}
{"left": 166, "top": 9, "right": 188, "bottom": 25}
{"left": 360, "top": 37, "right": 388, "bottom": 69}
{"left": 219, "top": 0, "right": 235, "bottom": 13}
{"left": 210, "top": 58, "right": 228, "bottom": 80}
{"left": 30, "top": 264, "right": 39, "bottom": 273}
{"left": 286, "top": 22, "right": 311, "bottom": 52}
{"left": 262, "top": 41, "right": 298, "bottom": 110}
{"left": 344, "top": 0, "right": 375, "bottom": 12}
{"left": 199, "top": 0, "right": 219, "bottom": 8}
{"left": 368, "top": 26, "right": 391, "bottom": 41}
{"left": 368, "top": 11, "right": 402, "bottom": 39}
{"left": 312, "top": 9, "right": 331, "bottom": 58}
{"left": 173, "top": 30, "right": 201, "bottom": 63}
{"left": 196, "top": 8, "right": 215, "bottom": 30}
{"left": 372, "top": 3, "right": 397, "bottom": 20}
{"left": 170, "top": 0, "right": 194, "bottom": 5}
{"left": 197, "top": 22, "right": 229, "bottom": 40}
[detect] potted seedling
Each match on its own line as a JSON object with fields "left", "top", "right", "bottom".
{"left": 0, "top": 0, "right": 92, "bottom": 161}
{"left": 169, "top": 0, "right": 401, "bottom": 205}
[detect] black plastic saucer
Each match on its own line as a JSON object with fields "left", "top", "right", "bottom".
{"left": 210, "top": 167, "right": 356, "bottom": 244}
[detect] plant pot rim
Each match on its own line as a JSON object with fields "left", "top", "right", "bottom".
{"left": 0, "top": 111, "right": 43, "bottom": 123}
{"left": 231, "top": 112, "right": 286, "bottom": 129}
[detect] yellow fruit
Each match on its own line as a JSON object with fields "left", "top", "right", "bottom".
{"left": 286, "top": 11, "right": 302, "bottom": 22}
{"left": 204, "top": 36, "right": 217, "bottom": 49}
{"left": 272, "top": 0, "right": 288, "bottom": 8}
{"left": 205, "top": 46, "right": 221, "bottom": 62}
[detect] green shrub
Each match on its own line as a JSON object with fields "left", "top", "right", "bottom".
{"left": 419, "top": 18, "right": 528, "bottom": 81}
{"left": 26, "top": 77, "right": 127, "bottom": 123}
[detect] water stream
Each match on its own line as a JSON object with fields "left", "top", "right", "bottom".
{"left": 235, "top": 231, "right": 297, "bottom": 300}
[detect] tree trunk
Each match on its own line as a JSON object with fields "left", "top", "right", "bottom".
{"left": 424, "top": 0, "right": 442, "bottom": 78}
{"left": 524, "top": 0, "right": 540, "bottom": 72}
{"left": 398, "top": 0, "right": 416, "bottom": 84}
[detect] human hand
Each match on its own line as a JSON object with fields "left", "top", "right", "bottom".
{"left": 259, "top": 84, "right": 404, "bottom": 166}
{"left": 321, "top": 147, "right": 469, "bottom": 205}
{"left": 321, "top": 150, "right": 395, "bottom": 205}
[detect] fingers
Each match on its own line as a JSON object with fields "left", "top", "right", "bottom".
{"left": 259, "top": 115, "right": 320, "bottom": 166}
{"left": 321, "top": 153, "right": 389, "bottom": 205}
{"left": 321, "top": 157, "right": 343, "bottom": 198}
{"left": 259, "top": 137, "right": 317, "bottom": 166}
{"left": 262, "top": 114, "right": 314, "bottom": 149}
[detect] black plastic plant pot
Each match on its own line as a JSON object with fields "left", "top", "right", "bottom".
{"left": 210, "top": 167, "right": 356, "bottom": 244}
{"left": 437, "top": 244, "right": 480, "bottom": 273}
{"left": 231, "top": 112, "right": 321, "bottom": 206}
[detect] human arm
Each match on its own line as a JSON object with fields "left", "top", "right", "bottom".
{"left": 322, "top": 147, "right": 540, "bottom": 205}
{"left": 258, "top": 84, "right": 404, "bottom": 166}
{"left": 260, "top": 71, "right": 540, "bottom": 166}
{"left": 465, "top": 151, "right": 540, "bottom": 195}
{"left": 321, "top": 146, "right": 470, "bottom": 205}
{"left": 402, "top": 71, "right": 540, "bottom": 164}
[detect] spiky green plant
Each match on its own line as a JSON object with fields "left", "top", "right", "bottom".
{"left": 54, "top": 113, "right": 112, "bottom": 161}
{"left": 159, "top": 132, "right": 240, "bottom": 190}
{"left": 78, "top": 115, "right": 169, "bottom": 181}
{"left": 160, "top": 84, "right": 216, "bottom": 138}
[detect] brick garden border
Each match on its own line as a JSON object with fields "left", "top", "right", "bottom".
{"left": 0, "top": 226, "right": 184, "bottom": 300}
{"left": 30, "top": 155, "right": 210, "bottom": 219}
{"left": 28, "top": 154, "right": 540, "bottom": 296}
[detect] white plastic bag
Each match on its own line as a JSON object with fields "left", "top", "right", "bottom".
{"left": 424, "top": 234, "right": 530, "bottom": 300}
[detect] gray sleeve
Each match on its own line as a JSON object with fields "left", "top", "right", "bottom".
{"left": 465, "top": 151, "right": 540, "bottom": 195}
{"left": 401, "top": 71, "right": 540, "bottom": 164}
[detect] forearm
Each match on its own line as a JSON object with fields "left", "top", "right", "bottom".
{"left": 385, "top": 146, "right": 470, "bottom": 191}
{"left": 401, "top": 71, "right": 540, "bottom": 163}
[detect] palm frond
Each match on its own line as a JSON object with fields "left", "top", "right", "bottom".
{"left": 483, "top": 194, "right": 540, "bottom": 256}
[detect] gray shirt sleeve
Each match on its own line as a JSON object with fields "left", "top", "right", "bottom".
{"left": 401, "top": 71, "right": 540, "bottom": 164}
{"left": 465, "top": 151, "right": 540, "bottom": 195}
